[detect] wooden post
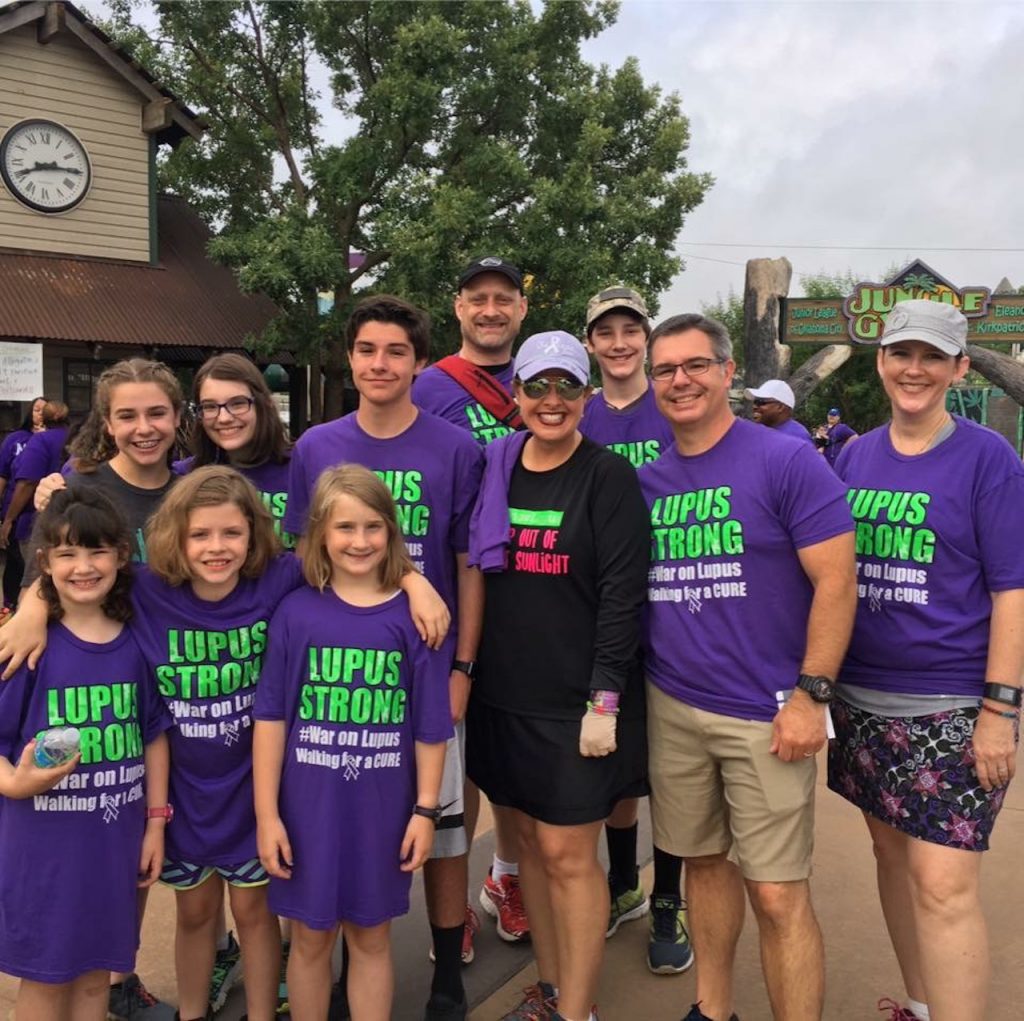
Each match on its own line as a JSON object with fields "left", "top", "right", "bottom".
{"left": 964, "top": 346, "right": 1024, "bottom": 407}
{"left": 742, "top": 257, "right": 793, "bottom": 387}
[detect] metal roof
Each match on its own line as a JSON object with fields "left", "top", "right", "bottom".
{"left": 0, "top": 196, "right": 282, "bottom": 350}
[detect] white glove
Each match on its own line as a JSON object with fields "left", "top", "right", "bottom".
{"left": 579, "top": 708, "right": 617, "bottom": 757}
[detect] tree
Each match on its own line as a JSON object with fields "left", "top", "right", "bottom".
{"left": 102, "top": 0, "right": 712, "bottom": 419}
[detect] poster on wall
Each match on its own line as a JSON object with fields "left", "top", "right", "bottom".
{"left": 0, "top": 341, "right": 43, "bottom": 400}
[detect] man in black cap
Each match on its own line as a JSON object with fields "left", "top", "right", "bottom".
{"left": 412, "top": 258, "right": 532, "bottom": 965}
{"left": 413, "top": 257, "right": 529, "bottom": 445}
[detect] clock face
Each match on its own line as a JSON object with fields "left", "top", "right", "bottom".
{"left": 0, "top": 119, "right": 92, "bottom": 214}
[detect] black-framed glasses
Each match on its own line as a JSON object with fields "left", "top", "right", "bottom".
{"left": 195, "top": 396, "right": 256, "bottom": 421}
{"left": 519, "top": 377, "right": 588, "bottom": 400}
{"left": 649, "top": 358, "right": 725, "bottom": 382}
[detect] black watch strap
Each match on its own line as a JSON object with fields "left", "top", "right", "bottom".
{"left": 452, "top": 659, "right": 476, "bottom": 679}
{"left": 796, "top": 673, "right": 836, "bottom": 703}
{"left": 413, "top": 804, "right": 443, "bottom": 825}
{"left": 983, "top": 682, "right": 1023, "bottom": 708}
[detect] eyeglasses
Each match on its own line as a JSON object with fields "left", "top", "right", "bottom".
{"left": 649, "top": 358, "right": 726, "bottom": 382}
{"left": 518, "top": 377, "right": 588, "bottom": 400}
{"left": 195, "top": 396, "right": 256, "bottom": 421}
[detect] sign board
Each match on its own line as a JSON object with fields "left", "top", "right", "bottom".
{"left": 0, "top": 341, "right": 43, "bottom": 400}
{"left": 783, "top": 260, "right": 1024, "bottom": 344}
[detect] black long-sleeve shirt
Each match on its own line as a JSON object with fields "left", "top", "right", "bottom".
{"left": 475, "top": 438, "right": 650, "bottom": 721}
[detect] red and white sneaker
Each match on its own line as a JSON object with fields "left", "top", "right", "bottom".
{"left": 878, "top": 998, "right": 923, "bottom": 1021}
{"left": 479, "top": 868, "right": 530, "bottom": 942}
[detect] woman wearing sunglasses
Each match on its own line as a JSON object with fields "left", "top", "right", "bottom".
{"left": 468, "top": 331, "right": 650, "bottom": 1021}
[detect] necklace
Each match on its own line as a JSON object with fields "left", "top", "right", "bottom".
{"left": 891, "top": 413, "right": 951, "bottom": 456}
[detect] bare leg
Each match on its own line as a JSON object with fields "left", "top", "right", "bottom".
{"left": 493, "top": 803, "right": 520, "bottom": 863}
{"left": 343, "top": 920, "right": 393, "bottom": 1021}
{"left": 425, "top": 854, "right": 470, "bottom": 928}
{"left": 606, "top": 798, "right": 639, "bottom": 829}
{"left": 866, "top": 815, "right": 926, "bottom": 1003}
{"left": 111, "top": 886, "right": 150, "bottom": 985}
{"left": 534, "top": 818, "right": 606, "bottom": 1021}
{"left": 174, "top": 877, "right": 222, "bottom": 1019}
{"left": 905, "top": 834, "right": 988, "bottom": 1021}
{"left": 228, "top": 884, "right": 281, "bottom": 1021}
{"left": 513, "top": 810, "right": 559, "bottom": 986}
{"left": 69, "top": 970, "right": 110, "bottom": 1021}
{"left": 745, "top": 879, "right": 824, "bottom": 1020}
{"left": 287, "top": 920, "right": 339, "bottom": 1021}
{"left": 464, "top": 779, "right": 481, "bottom": 847}
{"left": 686, "top": 853, "right": 745, "bottom": 1021}
{"left": 16, "top": 977, "right": 69, "bottom": 1021}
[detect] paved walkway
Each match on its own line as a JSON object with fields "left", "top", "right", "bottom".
{"left": 2, "top": 754, "right": 1021, "bottom": 1019}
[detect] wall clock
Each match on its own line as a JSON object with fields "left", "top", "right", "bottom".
{"left": 0, "top": 118, "right": 92, "bottom": 214}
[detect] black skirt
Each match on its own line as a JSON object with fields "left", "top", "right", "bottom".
{"left": 466, "top": 700, "right": 648, "bottom": 826}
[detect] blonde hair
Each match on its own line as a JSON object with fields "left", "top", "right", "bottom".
{"left": 146, "top": 465, "right": 280, "bottom": 585}
{"left": 302, "top": 464, "right": 412, "bottom": 593}
{"left": 70, "top": 359, "right": 183, "bottom": 473}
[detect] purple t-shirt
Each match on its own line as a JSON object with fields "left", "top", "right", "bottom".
{"left": 0, "top": 624, "right": 171, "bottom": 981}
{"left": 825, "top": 422, "right": 857, "bottom": 466}
{"left": 774, "top": 418, "right": 815, "bottom": 445}
{"left": 130, "top": 556, "right": 304, "bottom": 865}
{"left": 412, "top": 361, "right": 517, "bottom": 445}
{"left": 174, "top": 457, "right": 296, "bottom": 550}
{"left": 0, "top": 429, "right": 31, "bottom": 517}
{"left": 835, "top": 417, "right": 1024, "bottom": 697}
{"left": 580, "top": 388, "right": 674, "bottom": 468}
{"left": 639, "top": 418, "right": 854, "bottom": 721}
{"left": 285, "top": 411, "right": 483, "bottom": 617}
{"left": 13, "top": 427, "right": 68, "bottom": 540}
{"left": 253, "top": 586, "right": 452, "bottom": 928}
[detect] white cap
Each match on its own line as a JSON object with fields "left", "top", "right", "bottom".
{"left": 744, "top": 379, "right": 795, "bottom": 409}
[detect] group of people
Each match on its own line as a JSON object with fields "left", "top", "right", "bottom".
{"left": 0, "top": 255, "right": 1018, "bottom": 1021}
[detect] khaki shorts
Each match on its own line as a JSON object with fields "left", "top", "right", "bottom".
{"left": 647, "top": 682, "right": 816, "bottom": 882}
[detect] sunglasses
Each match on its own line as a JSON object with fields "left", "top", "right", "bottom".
{"left": 752, "top": 398, "right": 777, "bottom": 407}
{"left": 519, "top": 377, "right": 588, "bottom": 400}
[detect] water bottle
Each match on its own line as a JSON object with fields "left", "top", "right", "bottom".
{"left": 33, "top": 727, "right": 81, "bottom": 768}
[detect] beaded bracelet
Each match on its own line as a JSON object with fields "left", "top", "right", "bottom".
{"left": 980, "top": 702, "right": 1020, "bottom": 721}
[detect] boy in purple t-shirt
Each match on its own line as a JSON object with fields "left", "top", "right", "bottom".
{"left": 286, "top": 295, "right": 483, "bottom": 1020}
{"left": 639, "top": 313, "right": 856, "bottom": 1021}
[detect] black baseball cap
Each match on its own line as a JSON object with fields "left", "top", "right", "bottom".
{"left": 458, "top": 256, "right": 524, "bottom": 292}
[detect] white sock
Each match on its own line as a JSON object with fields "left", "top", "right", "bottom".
{"left": 907, "top": 999, "right": 930, "bottom": 1020}
{"left": 492, "top": 855, "right": 518, "bottom": 880}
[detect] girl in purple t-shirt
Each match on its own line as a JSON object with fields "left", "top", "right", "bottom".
{"left": 0, "top": 488, "right": 170, "bottom": 1017}
{"left": 254, "top": 464, "right": 451, "bottom": 1021}
{"left": 141, "top": 465, "right": 293, "bottom": 1021}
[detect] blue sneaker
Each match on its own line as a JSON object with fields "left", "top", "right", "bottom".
{"left": 682, "top": 1005, "right": 739, "bottom": 1021}
{"left": 647, "top": 895, "right": 694, "bottom": 974}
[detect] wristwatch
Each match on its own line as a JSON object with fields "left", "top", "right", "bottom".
{"left": 452, "top": 659, "right": 476, "bottom": 680}
{"left": 983, "top": 682, "right": 1023, "bottom": 708}
{"left": 147, "top": 805, "right": 174, "bottom": 823}
{"left": 796, "top": 674, "right": 836, "bottom": 704}
{"left": 413, "top": 804, "right": 443, "bottom": 825}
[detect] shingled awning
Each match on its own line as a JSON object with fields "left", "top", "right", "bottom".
{"left": 0, "top": 195, "right": 281, "bottom": 351}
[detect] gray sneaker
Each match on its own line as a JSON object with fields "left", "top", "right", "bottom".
{"left": 107, "top": 974, "right": 177, "bottom": 1020}
{"left": 647, "top": 895, "right": 695, "bottom": 974}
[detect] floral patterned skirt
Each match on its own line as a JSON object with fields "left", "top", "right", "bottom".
{"left": 827, "top": 698, "right": 1013, "bottom": 851}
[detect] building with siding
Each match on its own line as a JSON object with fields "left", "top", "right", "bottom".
{"left": 0, "top": 0, "right": 295, "bottom": 430}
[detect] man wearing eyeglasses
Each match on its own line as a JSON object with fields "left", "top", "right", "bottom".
{"left": 637, "top": 313, "right": 857, "bottom": 1021}
{"left": 743, "top": 380, "right": 815, "bottom": 446}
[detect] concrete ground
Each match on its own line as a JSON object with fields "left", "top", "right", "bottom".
{"left": 2, "top": 754, "right": 1021, "bottom": 1019}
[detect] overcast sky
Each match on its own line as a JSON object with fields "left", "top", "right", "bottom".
{"left": 99, "top": 0, "right": 1024, "bottom": 313}
{"left": 586, "top": 1, "right": 1024, "bottom": 313}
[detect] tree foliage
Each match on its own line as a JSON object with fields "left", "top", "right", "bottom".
{"left": 100, "top": 0, "right": 712, "bottom": 418}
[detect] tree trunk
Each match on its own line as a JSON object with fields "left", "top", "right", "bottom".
{"left": 788, "top": 344, "right": 854, "bottom": 406}
{"left": 965, "top": 346, "right": 1024, "bottom": 407}
{"left": 742, "top": 257, "right": 793, "bottom": 386}
{"left": 323, "top": 335, "right": 347, "bottom": 422}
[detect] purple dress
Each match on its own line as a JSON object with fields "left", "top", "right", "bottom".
{"left": 254, "top": 587, "right": 452, "bottom": 928}
{"left": 0, "top": 624, "right": 172, "bottom": 981}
